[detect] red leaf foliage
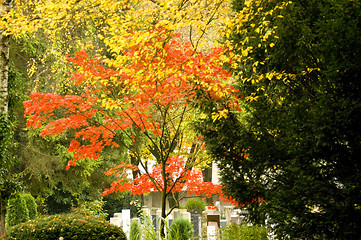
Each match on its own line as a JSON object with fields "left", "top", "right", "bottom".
{"left": 103, "top": 156, "right": 238, "bottom": 205}
{"left": 23, "top": 27, "right": 240, "bottom": 205}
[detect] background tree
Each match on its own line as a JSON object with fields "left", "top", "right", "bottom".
{"left": 0, "top": 1, "right": 17, "bottom": 236}
{"left": 0, "top": 0, "right": 12, "bottom": 114}
{"left": 1, "top": 0, "right": 136, "bottom": 220}
{"left": 198, "top": 0, "right": 361, "bottom": 239}
{"left": 0, "top": 114, "right": 17, "bottom": 237}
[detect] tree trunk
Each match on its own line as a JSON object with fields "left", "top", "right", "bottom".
{"left": 160, "top": 189, "right": 167, "bottom": 239}
{"left": 0, "top": 0, "right": 12, "bottom": 237}
{"left": 167, "top": 192, "right": 179, "bottom": 210}
{"left": 160, "top": 156, "right": 168, "bottom": 239}
{"left": 0, "top": 0, "right": 11, "bottom": 115}
{"left": 0, "top": 197, "right": 5, "bottom": 237}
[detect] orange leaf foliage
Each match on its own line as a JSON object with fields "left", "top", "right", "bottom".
{"left": 24, "top": 28, "right": 240, "bottom": 205}
{"left": 24, "top": 28, "right": 237, "bottom": 165}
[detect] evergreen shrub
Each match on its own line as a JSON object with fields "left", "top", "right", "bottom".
{"left": 221, "top": 223, "right": 267, "bottom": 240}
{"left": 170, "top": 218, "right": 194, "bottom": 240}
{"left": 20, "top": 193, "right": 37, "bottom": 220}
{"left": 5, "top": 213, "right": 126, "bottom": 240}
{"left": 5, "top": 194, "right": 29, "bottom": 228}
{"left": 184, "top": 198, "right": 206, "bottom": 213}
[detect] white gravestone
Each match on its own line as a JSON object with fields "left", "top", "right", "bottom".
{"left": 122, "top": 209, "right": 131, "bottom": 239}
{"left": 207, "top": 225, "right": 217, "bottom": 240}
{"left": 109, "top": 217, "right": 122, "bottom": 227}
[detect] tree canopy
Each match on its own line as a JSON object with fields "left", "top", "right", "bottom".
{"left": 19, "top": 1, "right": 239, "bottom": 236}
{"left": 198, "top": 0, "right": 361, "bottom": 239}
{"left": 4, "top": 0, "right": 361, "bottom": 238}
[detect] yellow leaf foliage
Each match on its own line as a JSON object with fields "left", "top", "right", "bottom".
{"left": 1, "top": 0, "right": 235, "bottom": 94}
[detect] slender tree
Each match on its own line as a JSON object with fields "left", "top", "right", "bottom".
{"left": 0, "top": 0, "right": 12, "bottom": 113}
{"left": 0, "top": 0, "right": 14, "bottom": 236}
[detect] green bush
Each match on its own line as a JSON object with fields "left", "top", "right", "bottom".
{"left": 20, "top": 193, "right": 37, "bottom": 220}
{"left": 184, "top": 198, "right": 206, "bottom": 213}
{"left": 130, "top": 218, "right": 141, "bottom": 240}
{"left": 72, "top": 198, "right": 108, "bottom": 220}
{"left": 140, "top": 214, "right": 157, "bottom": 240}
{"left": 5, "top": 213, "right": 126, "bottom": 240}
{"left": 5, "top": 194, "right": 29, "bottom": 228}
{"left": 170, "top": 218, "right": 194, "bottom": 240}
{"left": 222, "top": 223, "right": 267, "bottom": 240}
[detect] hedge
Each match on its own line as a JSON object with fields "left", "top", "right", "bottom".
{"left": 5, "top": 213, "right": 126, "bottom": 240}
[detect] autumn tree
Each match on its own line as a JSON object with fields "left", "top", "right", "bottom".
{"left": 3, "top": 0, "right": 236, "bottom": 236}
{"left": 24, "top": 27, "right": 237, "bottom": 237}
{"left": 198, "top": 0, "right": 361, "bottom": 239}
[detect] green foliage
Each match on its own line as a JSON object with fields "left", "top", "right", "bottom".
{"left": 17, "top": 133, "right": 126, "bottom": 216}
{"left": 198, "top": 0, "right": 361, "bottom": 239}
{"left": 130, "top": 219, "right": 141, "bottom": 240}
{"left": 184, "top": 198, "right": 206, "bottom": 213}
{"left": 72, "top": 198, "right": 108, "bottom": 220}
{"left": 5, "top": 213, "right": 126, "bottom": 240}
{"left": 135, "top": 213, "right": 193, "bottom": 240}
{"left": 169, "top": 218, "right": 194, "bottom": 240}
{"left": 222, "top": 223, "right": 267, "bottom": 240}
{"left": 104, "top": 192, "right": 142, "bottom": 220}
{"left": 5, "top": 194, "right": 29, "bottom": 228}
{"left": 0, "top": 114, "right": 17, "bottom": 191}
{"left": 8, "top": 63, "right": 27, "bottom": 115}
{"left": 4, "top": 193, "right": 37, "bottom": 229}
{"left": 20, "top": 193, "right": 37, "bottom": 220}
{"left": 140, "top": 215, "right": 157, "bottom": 240}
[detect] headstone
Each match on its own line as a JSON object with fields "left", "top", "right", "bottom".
{"left": 220, "top": 219, "right": 227, "bottom": 229}
{"left": 168, "top": 214, "right": 174, "bottom": 227}
{"left": 114, "top": 212, "right": 122, "bottom": 218}
{"left": 157, "top": 209, "right": 167, "bottom": 235}
{"left": 122, "top": 209, "right": 131, "bottom": 239}
{"left": 190, "top": 209, "right": 202, "bottom": 239}
{"left": 173, "top": 208, "right": 187, "bottom": 220}
{"left": 144, "top": 193, "right": 153, "bottom": 207}
{"left": 179, "top": 209, "right": 187, "bottom": 215}
{"left": 207, "top": 225, "right": 217, "bottom": 240}
{"left": 151, "top": 208, "right": 159, "bottom": 232}
{"left": 156, "top": 209, "right": 162, "bottom": 217}
{"left": 141, "top": 208, "right": 150, "bottom": 217}
{"left": 202, "top": 211, "right": 207, "bottom": 238}
{"left": 150, "top": 207, "right": 158, "bottom": 216}
{"left": 152, "top": 214, "right": 159, "bottom": 232}
{"left": 172, "top": 209, "right": 180, "bottom": 219}
{"left": 207, "top": 213, "right": 220, "bottom": 229}
{"left": 231, "top": 215, "right": 240, "bottom": 225}
{"left": 109, "top": 217, "right": 122, "bottom": 227}
{"left": 182, "top": 211, "right": 191, "bottom": 222}
{"left": 224, "top": 206, "right": 233, "bottom": 223}
{"left": 238, "top": 209, "right": 248, "bottom": 223}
